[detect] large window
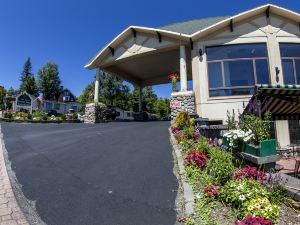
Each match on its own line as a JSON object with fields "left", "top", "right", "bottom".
{"left": 206, "top": 44, "right": 270, "bottom": 97}
{"left": 280, "top": 43, "right": 300, "bottom": 85}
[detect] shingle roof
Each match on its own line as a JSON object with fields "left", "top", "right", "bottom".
{"left": 159, "top": 16, "right": 230, "bottom": 35}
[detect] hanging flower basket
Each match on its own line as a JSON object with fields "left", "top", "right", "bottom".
{"left": 168, "top": 73, "right": 180, "bottom": 92}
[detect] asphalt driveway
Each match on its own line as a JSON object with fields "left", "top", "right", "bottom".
{"left": 1, "top": 122, "right": 178, "bottom": 225}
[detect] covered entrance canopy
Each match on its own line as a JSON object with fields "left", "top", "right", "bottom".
{"left": 243, "top": 84, "right": 300, "bottom": 120}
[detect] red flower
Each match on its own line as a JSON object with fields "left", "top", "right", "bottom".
{"left": 235, "top": 216, "right": 273, "bottom": 225}
{"left": 168, "top": 73, "right": 180, "bottom": 80}
{"left": 233, "top": 166, "right": 267, "bottom": 183}
{"left": 203, "top": 184, "right": 221, "bottom": 198}
{"left": 185, "top": 151, "right": 208, "bottom": 169}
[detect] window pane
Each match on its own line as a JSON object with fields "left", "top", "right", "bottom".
{"left": 280, "top": 44, "right": 300, "bottom": 57}
{"left": 208, "top": 62, "right": 223, "bottom": 88}
{"left": 255, "top": 59, "right": 270, "bottom": 84}
{"left": 209, "top": 88, "right": 255, "bottom": 97}
{"left": 282, "top": 59, "right": 295, "bottom": 84}
{"left": 224, "top": 60, "right": 254, "bottom": 87}
{"left": 207, "top": 44, "right": 268, "bottom": 61}
{"left": 295, "top": 60, "right": 300, "bottom": 84}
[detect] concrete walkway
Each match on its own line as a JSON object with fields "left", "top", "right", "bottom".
{"left": 0, "top": 126, "right": 28, "bottom": 225}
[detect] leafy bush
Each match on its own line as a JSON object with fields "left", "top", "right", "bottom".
{"left": 175, "top": 112, "right": 192, "bottom": 129}
{"left": 180, "top": 140, "right": 195, "bottom": 153}
{"left": 185, "top": 165, "right": 202, "bottom": 187}
{"left": 61, "top": 114, "right": 66, "bottom": 120}
{"left": 221, "top": 179, "right": 269, "bottom": 206}
{"left": 42, "top": 114, "right": 48, "bottom": 121}
{"left": 72, "top": 112, "right": 78, "bottom": 120}
{"left": 233, "top": 166, "right": 267, "bottom": 184}
{"left": 195, "top": 137, "right": 211, "bottom": 156}
{"left": 205, "top": 148, "right": 234, "bottom": 184}
{"left": 32, "top": 111, "right": 44, "bottom": 118}
{"left": 4, "top": 111, "right": 13, "bottom": 119}
{"left": 242, "top": 197, "right": 280, "bottom": 222}
{"left": 235, "top": 216, "right": 273, "bottom": 225}
{"left": 27, "top": 113, "right": 33, "bottom": 120}
{"left": 185, "top": 150, "right": 208, "bottom": 169}
{"left": 182, "top": 126, "right": 195, "bottom": 139}
{"left": 240, "top": 111, "right": 272, "bottom": 144}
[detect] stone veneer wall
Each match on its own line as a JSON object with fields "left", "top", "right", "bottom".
{"left": 84, "top": 103, "right": 107, "bottom": 124}
{"left": 170, "top": 91, "right": 196, "bottom": 120}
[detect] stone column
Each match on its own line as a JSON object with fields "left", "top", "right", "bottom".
{"left": 180, "top": 45, "right": 187, "bottom": 92}
{"left": 84, "top": 69, "right": 107, "bottom": 124}
{"left": 138, "top": 87, "right": 142, "bottom": 112}
{"left": 94, "top": 69, "right": 100, "bottom": 103}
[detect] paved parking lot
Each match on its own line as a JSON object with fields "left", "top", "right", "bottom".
{"left": 1, "top": 122, "right": 178, "bottom": 225}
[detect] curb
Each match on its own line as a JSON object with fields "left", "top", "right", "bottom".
{"left": 169, "top": 129, "right": 194, "bottom": 216}
{"left": 0, "top": 124, "right": 46, "bottom": 225}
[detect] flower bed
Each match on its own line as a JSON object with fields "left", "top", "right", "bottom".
{"left": 171, "top": 112, "right": 299, "bottom": 225}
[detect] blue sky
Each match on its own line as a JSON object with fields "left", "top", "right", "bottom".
{"left": 0, "top": 0, "right": 300, "bottom": 98}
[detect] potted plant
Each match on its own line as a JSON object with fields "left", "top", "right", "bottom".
{"left": 223, "top": 111, "right": 276, "bottom": 157}
{"left": 168, "top": 73, "right": 180, "bottom": 92}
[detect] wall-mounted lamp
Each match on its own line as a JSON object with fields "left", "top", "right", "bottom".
{"left": 198, "top": 49, "right": 203, "bottom": 57}
{"left": 275, "top": 67, "right": 280, "bottom": 83}
{"left": 198, "top": 49, "right": 203, "bottom": 62}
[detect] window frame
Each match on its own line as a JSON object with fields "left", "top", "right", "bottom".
{"left": 205, "top": 43, "right": 271, "bottom": 98}
{"left": 280, "top": 56, "right": 300, "bottom": 85}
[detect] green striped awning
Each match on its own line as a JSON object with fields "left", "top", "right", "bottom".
{"left": 243, "top": 84, "right": 300, "bottom": 120}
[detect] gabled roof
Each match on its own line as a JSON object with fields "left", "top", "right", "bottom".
{"left": 85, "top": 4, "right": 300, "bottom": 69}
{"left": 159, "top": 16, "right": 230, "bottom": 35}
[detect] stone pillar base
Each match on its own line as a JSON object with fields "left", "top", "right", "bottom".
{"left": 84, "top": 103, "right": 107, "bottom": 124}
{"left": 170, "top": 91, "right": 196, "bottom": 120}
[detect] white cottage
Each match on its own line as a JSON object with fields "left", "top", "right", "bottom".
{"left": 85, "top": 4, "right": 300, "bottom": 146}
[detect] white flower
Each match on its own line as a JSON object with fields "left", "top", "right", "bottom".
{"left": 195, "top": 193, "right": 201, "bottom": 199}
{"left": 233, "top": 135, "right": 238, "bottom": 140}
{"left": 239, "top": 195, "right": 246, "bottom": 201}
{"left": 229, "top": 142, "right": 233, "bottom": 147}
{"left": 236, "top": 184, "right": 244, "bottom": 190}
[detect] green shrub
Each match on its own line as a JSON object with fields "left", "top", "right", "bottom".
{"left": 4, "top": 111, "right": 13, "bottom": 119}
{"left": 72, "top": 112, "right": 78, "bottom": 120}
{"left": 61, "top": 114, "right": 66, "bottom": 120}
{"left": 195, "top": 137, "right": 211, "bottom": 156}
{"left": 180, "top": 139, "right": 195, "bottom": 153}
{"left": 242, "top": 197, "right": 280, "bottom": 222}
{"left": 175, "top": 112, "right": 192, "bottom": 129}
{"left": 205, "top": 148, "right": 234, "bottom": 185}
{"left": 220, "top": 179, "right": 269, "bottom": 206}
{"left": 185, "top": 165, "right": 203, "bottom": 187}
{"left": 32, "top": 111, "right": 44, "bottom": 118}
{"left": 42, "top": 114, "right": 48, "bottom": 121}
{"left": 240, "top": 111, "right": 272, "bottom": 144}
{"left": 27, "top": 113, "right": 33, "bottom": 120}
{"left": 182, "top": 126, "right": 195, "bottom": 139}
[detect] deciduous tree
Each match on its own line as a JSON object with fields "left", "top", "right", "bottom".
{"left": 37, "top": 63, "right": 62, "bottom": 101}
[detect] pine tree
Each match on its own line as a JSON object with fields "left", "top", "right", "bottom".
{"left": 20, "top": 58, "right": 33, "bottom": 83}
{"left": 19, "top": 57, "right": 38, "bottom": 96}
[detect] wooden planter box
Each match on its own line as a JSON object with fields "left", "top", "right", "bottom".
{"left": 243, "top": 139, "right": 277, "bottom": 157}
{"left": 222, "top": 137, "right": 277, "bottom": 157}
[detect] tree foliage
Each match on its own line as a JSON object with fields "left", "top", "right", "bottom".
{"left": 0, "top": 86, "right": 6, "bottom": 110}
{"left": 37, "top": 62, "right": 62, "bottom": 101}
{"left": 19, "top": 58, "right": 38, "bottom": 96}
{"left": 79, "top": 73, "right": 170, "bottom": 118}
